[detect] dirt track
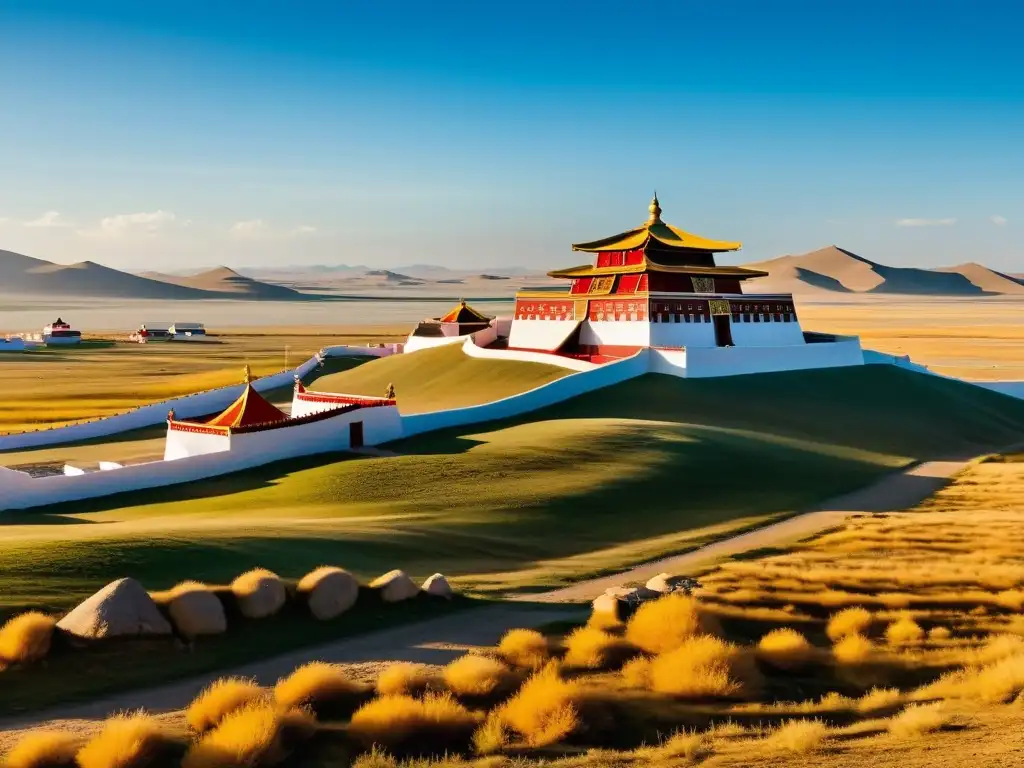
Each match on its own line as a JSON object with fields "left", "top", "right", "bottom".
{"left": 0, "top": 458, "right": 970, "bottom": 741}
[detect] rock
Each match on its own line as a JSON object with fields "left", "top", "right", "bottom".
{"left": 369, "top": 570, "right": 419, "bottom": 603}
{"left": 298, "top": 566, "right": 360, "bottom": 620}
{"left": 421, "top": 573, "right": 454, "bottom": 599}
{"left": 231, "top": 568, "right": 287, "bottom": 619}
{"left": 166, "top": 583, "right": 227, "bottom": 638}
{"left": 57, "top": 578, "right": 172, "bottom": 639}
{"left": 646, "top": 572, "right": 688, "bottom": 594}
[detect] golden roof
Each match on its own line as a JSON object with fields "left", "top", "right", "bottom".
{"left": 571, "top": 195, "right": 741, "bottom": 253}
{"left": 438, "top": 300, "right": 491, "bottom": 324}
{"left": 548, "top": 259, "right": 766, "bottom": 280}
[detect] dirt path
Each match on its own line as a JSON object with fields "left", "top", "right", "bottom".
{"left": 0, "top": 458, "right": 970, "bottom": 740}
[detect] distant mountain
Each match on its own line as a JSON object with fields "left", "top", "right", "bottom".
{"left": 141, "top": 266, "right": 302, "bottom": 299}
{"left": 744, "top": 246, "right": 1024, "bottom": 295}
{"left": 0, "top": 249, "right": 217, "bottom": 300}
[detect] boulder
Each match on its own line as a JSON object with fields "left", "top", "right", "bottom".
{"left": 421, "top": 573, "right": 454, "bottom": 599}
{"left": 646, "top": 572, "right": 687, "bottom": 594}
{"left": 231, "top": 568, "right": 287, "bottom": 619}
{"left": 297, "top": 566, "right": 360, "bottom": 620}
{"left": 57, "top": 578, "right": 172, "bottom": 639}
{"left": 369, "top": 570, "right": 419, "bottom": 603}
{"left": 166, "top": 583, "right": 227, "bottom": 637}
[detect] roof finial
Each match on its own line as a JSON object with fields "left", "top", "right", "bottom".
{"left": 648, "top": 192, "right": 662, "bottom": 224}
{"left": 243, "top": 364, "right": 251, "bottom": 384}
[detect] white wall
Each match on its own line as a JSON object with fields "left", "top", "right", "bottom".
{"left": 578, "top": 321, "right": 650, "bottom": 348}
{"left": 649, "top": 319, "right": 716, "bottom": 348}
{"left": 461, "top": 337, "right": 598, "bottom": 371}
{"left": 684, "top": 338, "right": 864, "bottom": 378}
{"left": 971, "top": 382, "right": 1024, "bottom": 401}
{"left": 163, "top": 428, "right": 231, "bottom": 461}
{"left": 0, "top": 405, "right": 404, "bottom": 511}
{"left": 291, "top": 389, "right": 394, "bottom": 419}
{"left": 728, "top": 319, "right": 806, "bottom": 347}
{"left": 649, "top": 348, "right": 688, "bottom": 376}
{"left": 507, "top": 319, "right": 580, "bottom": 351}
{"left": 0, "top": 338, "right": 26, "bottom": 352}
{"left": 404, "top": 333, "right": 472, "bottom": 354}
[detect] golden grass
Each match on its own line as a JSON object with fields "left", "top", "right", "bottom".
{"left": 182, "top": 701, "right": 315, "bottom": 768}
{"left": 832, "top": 634, "right": 875, "bottom": 665}
{"left": 348, "top": 693, "right": 480, "bottom": 752}
{"left": 626, "top": 635, "right": 749, "bottom": 699}
{"left": 471, "top": 712, "right": 512, "bottom": 756}
{"left": 273, "top": 661, "right": 370, "bottom": 715}
{"left": 496, "top": 629, "right": 550, "bottom": 670}
{"left": 76, "top": 713, "right": 180, "bottom": 768}
{"left": 186, "top": 677, "right": 267, "bottom": 732}
{"left": 561, "top": 626, "right": 634, "bottom": 670}
{"left": 755, "top": 628, "right": 816, "bottom": 669}
{"left": 3, "top": 731, "right": 81, "bottom": 768}
{"left": 625, "top": 593, "right": 719, "bottom": 655}
{"left": 442, "top": 655, "right": 514, "bottom": 698}
{"left": 0, "top": 611, "right": 55, "bottom": 665}
{"left": 763, "top": 718, "right": 829, "bottom": 754}
{"left": 654, "top": 729, "right": 712, "bottom": 762}
{"left": 856, "top": 687, "right": 903, "bottom": 712}
{"left": 826, "top": 607, "right": 872, "bottom": 641}
{"left": 887, "top": 702, "right": 949, "bottom": 738}
{"left": 495, "top": 663, "right": 580, "bottom": 747}
{"left": 377, "top": 662, "right": 436, "bottom": 697}
{"left": 886, "top": 616, "right": 925, "bottom": 645}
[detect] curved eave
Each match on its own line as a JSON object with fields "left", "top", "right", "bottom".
{"left": 547, "top": 261, "right": 767, "bottom": 279}
{"left": 571, "top": 222, "right": 742, "bottom": 253}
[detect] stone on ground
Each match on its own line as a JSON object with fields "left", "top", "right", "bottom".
{"left": 369, "top": 570, "right": 420, "bottom": 602}
{"left": 646, "top": 572, "right": 689, "bottom": 594}
{"left": 231, "top": 568, "right": 287, "bottom": 619}
{"left": 166, "top": 584, "right": 227, "bottom": 637}
{"left": 297, "top": 566, "right": 360, "bottom": 620}
{"left": 421, "top": 573, "right": 454, "bottom": 599}
{"left": 57, "top": 578, "right": 172, "bottom": 639}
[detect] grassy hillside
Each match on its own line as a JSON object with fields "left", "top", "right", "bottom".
{"left": 3, "top": 366, "right": 1024, "bottom": 620}
{"left": 312, "top": 342, "right": 572, "bottom": 412}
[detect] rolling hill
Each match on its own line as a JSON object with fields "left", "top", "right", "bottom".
{"left": 140, "top": 266, "right": 302, "bottom": 299}
{"left": 744, "top": 246, "right": 1024, "bottom": 295}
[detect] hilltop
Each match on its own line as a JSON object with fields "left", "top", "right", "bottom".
{"left": 744, "top": 245, "right": 1024, "bottom": 295}
{"left": 140, "top": 266, "right": 301, "bottom": 299}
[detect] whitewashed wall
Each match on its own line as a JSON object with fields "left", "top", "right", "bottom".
{"left": 728, "top": 319, "right": 807, "bottom": 347}
{"left": 578, "top": 321, "right": 650, "bottom": 349}
{"left": 291, "top": 390, "right": 394, "bottom": 419}
{"left": 0, "top": 338, "right": 26, "bottom": 352}
{"left": 163, "top": 428, "right": 231, "bottom": 461}
{"left": 462, "top": 337, "right": 598, "bottom": 371}
{"left": 976, "top": 382, "right": 1024, "bottom": 400}
{"left": 404, "top": 332, "right": 471, "bottom": 354}
{"left": 648, "top": 320, "right": 715, "bottom": 348}
{"left": 684, "top": 338, "right": 864, "bottom": 378}
{"left": 507, "top": 320, "right": 580, "bottom": 351}
{"left": 0, "top": 405, "right": 403, "bottom": 511}
{"left": 649, "top": 348, "right": 688, "bottom": 376}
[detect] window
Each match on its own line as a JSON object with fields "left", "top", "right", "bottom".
{"left": 684, "top": 313, "right": 691, "bottom": 323}
{"left": 743, "top": 313, "right": 751, "bottom": 322}
{"left": 764, "top": 314, "right": 772, "bottom": 322}
{"left": 754, "top": 314, "right": 761, "bottom": 322}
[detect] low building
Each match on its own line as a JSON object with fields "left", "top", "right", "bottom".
{"left": 169, "top": 322, "right": 206, "bottom": 340}
{"left": 42, "top": 318, "right": 82, "bottom": 346}
{"left": 405, "top": 300, "right": 496, "bottom": 353}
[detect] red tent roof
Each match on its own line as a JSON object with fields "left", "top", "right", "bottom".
{"left": 206, "top": 384, "right": 287, "bottom": 428}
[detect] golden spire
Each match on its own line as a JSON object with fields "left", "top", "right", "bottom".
{"left": 243, "top": 364, "right": 252, "bottom": 384}
{"left": 647, "top": 192, "right": 662, "bottom": 224}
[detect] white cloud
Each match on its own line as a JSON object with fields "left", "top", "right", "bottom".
{"left": 895, "top": 217, "right": 957, "bottom": 227}
{"left": 98, "top": 210, "right": 177, "bottom": 236}
{"left": 24, "top": 210, "right": 70, "bottom": 228}
{"left": 991, "top": 215, "right": 1008, "bottom": 226}
{"left": 230, "top": 219, "right": 267, "bottom": 237}
{"left": 230, "top": 220, "right": 317, "bottom": 238}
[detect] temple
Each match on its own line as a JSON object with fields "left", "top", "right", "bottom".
{"left": 508, "top": 196, "right": 804, "bottom": 359}
{"left": 405, "top": 299, "right": 497, "bottom": 353}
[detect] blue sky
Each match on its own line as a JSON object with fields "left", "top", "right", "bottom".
{"left": 0, "top": 1, "right": 1021, "bottom": 271}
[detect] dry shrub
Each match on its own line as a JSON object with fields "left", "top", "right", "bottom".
{"left": 765, "top": 719, "right": 828, "bottom": 754}
{"left": 377, "top": 662, "right": 436, "bottom": 697}
{"left": 76, "top": 713, "right": 181, "bottom": 768}
{"left": 626, "top": 594, "right": 719, "bottom": 654}
{"left": 996, "top": 589, "right": 1024, "bottom": 611}
{"left": 923, "top": 650, "right": 1024, "bottom": 703}
{"left": 442, "top": 655, "right": 513, "bottom": 698}
{"left": 495, "top": 663, "right": 580, "bottom": 747}
{"left": 927, "top": 626, "right": 952, "bottom": 641}
{"left": 187, "top": 678, "right": 266, "bottom": 732}
{"left": 971, "top": 633, "right": 1024, "bottom": 665}
{"left": 657, "top": 729, "right": 712, "bottom": 761}
{"left": 888, "top": 703, "right": 948, "bottom": 738}
{"left": 348, "top": 693, "right": 479, "bottom": 753}
{"left": 562, "top": 627, "right": 634, "bottom": 670}
{"left": 620, "top": 655, "right": 652, "bottom": 689}
{"left": 183, "top": 702, "right": 315, "bottom": 768}
{"left": 497, "top": 629, "right": 550, "bottom": 670}
{"left": 756, "top": 628, "right": 815, "bottom": 669}
{"left": 472, "top": 711, "right": 511, "bottom": 756}
{"left": 274, "top": 662, "right": 370, "bottom": 717}
{"left": 885, "top": 616, "right": 924, "bottom": 645}
{"left": 642, "top": 635, "right": 748, "bottom": 699}
{"left": 3, "top": 731, "right": 80, "bottom": 768}
{"left": 857, "top": 687, "right": 902, "bottom": 713}
{"left": 586, "top": 609, "right": 624, "bottom": 632}
{"left": 826, "top": 607, "right": 872, "bottom": 641}
{"left": 833, "top": 634, "right": 874, "bottom": 665}
{"left": 230, "top": 569, "right": 286, "bottom": 620}
{"left": 0, "top": 612, "right": 56, "bottom": 664}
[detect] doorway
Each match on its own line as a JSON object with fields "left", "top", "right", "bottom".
{"left": 713, "top": 315, "right": 734, "bottom": 347}
{"left": 349, "top": 421, "right": 364, "bottom": 449}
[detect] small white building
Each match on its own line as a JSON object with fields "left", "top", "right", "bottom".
{"left": 404, "top": 300, "right": 497, "bottom": 353}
